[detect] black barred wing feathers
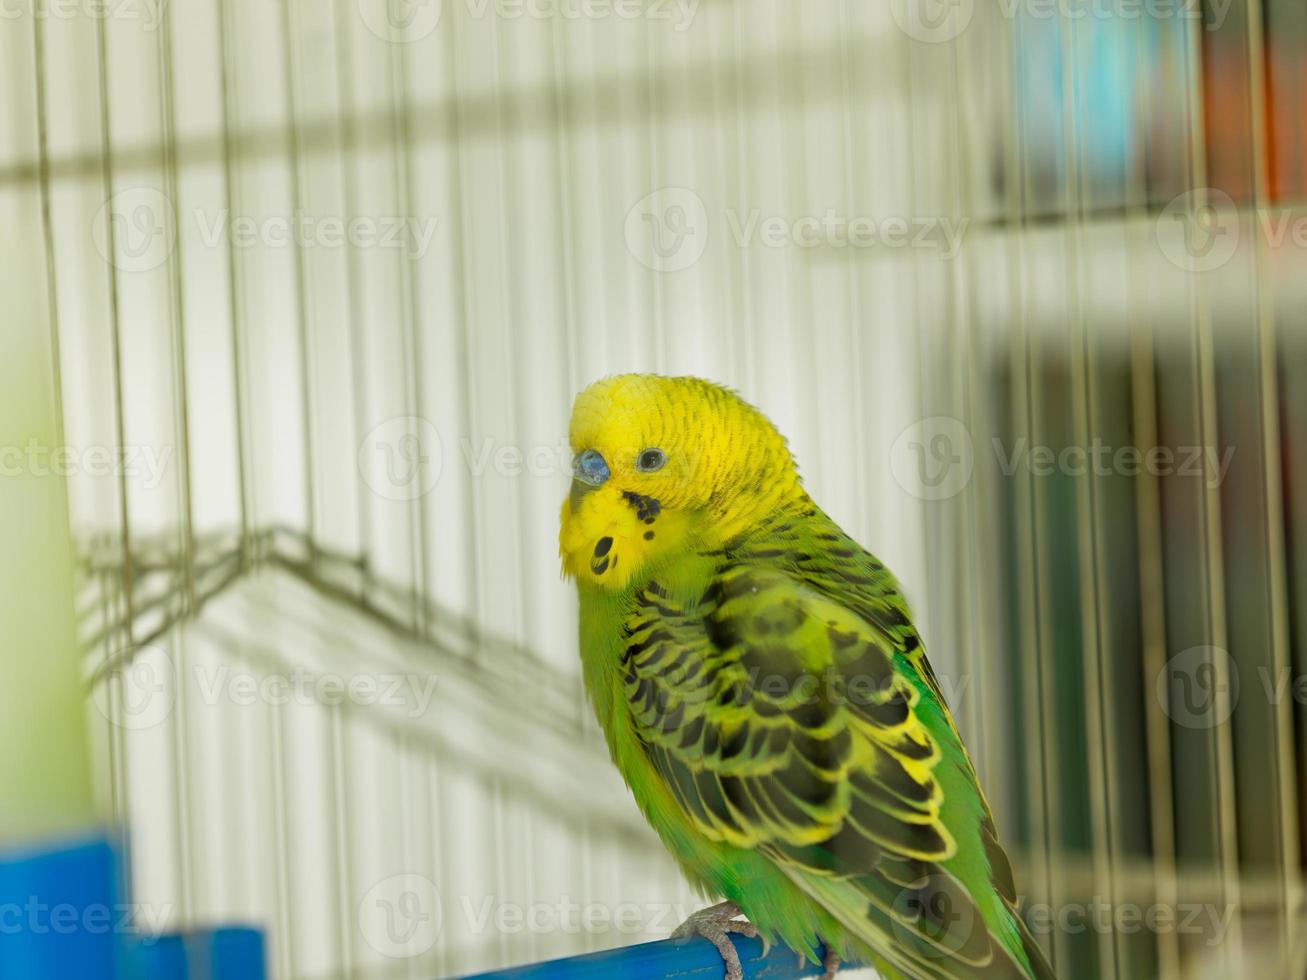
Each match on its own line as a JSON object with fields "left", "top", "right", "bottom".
{"left": 620, "top": 540, "right": 1054, "bottom": 979}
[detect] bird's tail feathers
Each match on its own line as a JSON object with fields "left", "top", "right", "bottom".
{"left": 782, "top": 865, "right": 1056, "bottom": 979}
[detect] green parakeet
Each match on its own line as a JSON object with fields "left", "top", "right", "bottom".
{"left": 559, "top": 375, "right": 1055, "bottom": 980}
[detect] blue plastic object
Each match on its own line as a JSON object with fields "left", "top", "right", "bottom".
{"left": 0, "top": 833, "right": 267, "bottom": 980}
{"left": 188, "top": 926, "right": 268, "bottom": 980}
{"left": 130, "top": 926, "right": 267, "bottom": 980}
{"left": 458, "top": 934, "right": 842, "bottom": 979}
{"left": 0, "top": 834, "right": 121, "bottom": 980}
{"left": 129, "top": 933, "right": 188, "bottom": 980}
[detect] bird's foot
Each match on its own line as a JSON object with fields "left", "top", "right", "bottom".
{"left": 671, "top": 901, "right": 758, "bottom": 980}
{"left": 820, "top": 944, "right": 841, "bottom": 980}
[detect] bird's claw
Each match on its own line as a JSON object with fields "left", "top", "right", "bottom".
{"left": 821, "top": 945, "right": 841, "bottom": 980}
{"left": 671, "top": 901, "right": 758, "bottom": 980}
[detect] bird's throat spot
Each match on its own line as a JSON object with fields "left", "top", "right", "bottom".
{"left": 621, "top": 490, "right": 661, "bottom": 524}
{"left": 590, "top": 536, "right": 615, "bottom": 576}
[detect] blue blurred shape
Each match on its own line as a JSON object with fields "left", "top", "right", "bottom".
{"left": 0, "top": 834, "right": 120, "bottom": 980}
{"left": 129, "top": 934, "right": 188, "bottom": 980}
{"left": 1010, "top": 12, "right": 1169, "bottom": 199}
{"left": 192, "top": 927, "right": 268, "bottom": 980}
{"left": 132, "top": 926, "right": 267, "bottom": 980}
{"left": 458, "top": 934, "right": 841, "bottom": 979}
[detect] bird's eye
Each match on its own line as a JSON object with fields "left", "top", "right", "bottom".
{"left": 636, "top": 448, "right": 666, "bottom": 473}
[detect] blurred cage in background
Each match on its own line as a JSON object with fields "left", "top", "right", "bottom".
{"left": 2, "top": 0, "right": 1307, "bottom": 978}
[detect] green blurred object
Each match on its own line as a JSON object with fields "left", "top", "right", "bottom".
{"left": 0, "top": 210, "right": 97, "bottom": 846}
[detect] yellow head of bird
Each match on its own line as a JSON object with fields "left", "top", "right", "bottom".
{"left": 559, "top": 374, "right": 804, "bottom": 591}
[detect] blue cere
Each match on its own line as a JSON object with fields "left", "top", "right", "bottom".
{"left": 574, "top": 449, "right": 610, "bottom": 487}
